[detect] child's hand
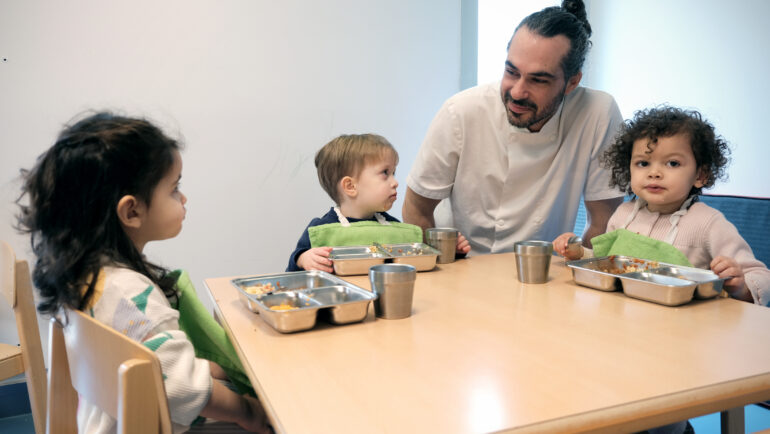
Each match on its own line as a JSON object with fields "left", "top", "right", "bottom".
{"left": 238, "top": 394, "right": 272, "bottom": 433}
{"left": 711, "top": 256, "right": 750, "bottom": 300}
{"left": 553, "top": 232, "right": 582, "bottom": 260}
{"left": 209, "top": 361, "right": 228, "bottom": 381}
{"left": 297, "top": 247, "right": 334, "bottom": 273}
{"left": 456, "top": 232, "right": 471, "bottom": 255}
{"left": 202, "top": 380, "right": 273, "bottom": 433}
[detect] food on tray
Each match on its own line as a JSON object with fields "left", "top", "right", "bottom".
{"left": 243, "top": 281, "right": 291, "bottom": 295}
{"left": 599, "top": 256, "right": 658, "bottom": 274}
{"left": 244, "top": 282, "right": 275, "bottom": 295}
{"left": 269, "top": 303, "right": 297, "bottom": 311}
{"left": 396, "top": 247, "right": 422, "bottom": 255}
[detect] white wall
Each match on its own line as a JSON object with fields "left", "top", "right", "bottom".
{"left": 477, "top": 0, "right": 558, "bottom": 85}
{"left": 0, "top": 1, "right": 462, "bottom": 353}
{"left": 584, "top": 0, "right": 770, "bottom": 198}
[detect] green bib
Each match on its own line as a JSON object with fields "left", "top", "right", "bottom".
{"left": 591, "top": 228, "right": 692, "bottom": 267}
{"left": 308, "top": 221, "right": 423, "bottom": 248}
{"left": 170, "top": 270, "right": 254, "bottom": 396}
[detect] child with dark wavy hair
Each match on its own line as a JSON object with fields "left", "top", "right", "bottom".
{"left": 17, "top": 112, "right": 271, "bottom": 433}
{"left": 554, "top": 106, "right": 769, "bottom": 306}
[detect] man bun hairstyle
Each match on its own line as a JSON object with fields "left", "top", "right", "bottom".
{"left": 516, "top": 0, "right": 592, "bottom": 80}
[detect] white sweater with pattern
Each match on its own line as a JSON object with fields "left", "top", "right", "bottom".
{"left": 77, "top": 266, "right": 212, "bottom": 434}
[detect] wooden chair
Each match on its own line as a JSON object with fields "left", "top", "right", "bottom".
{"left": 0, "top": 241, "right": 47, "bottom": 434}
{"left": 47, "top": 308, "right": 173, "bottom": 434}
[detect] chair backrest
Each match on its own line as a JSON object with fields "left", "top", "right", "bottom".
{"left": 700, "top": 194, "right": 770, "bottom": 267}
{"left": 47, "top": 309, "right": 173, "bottom": 434}
{"left": 1, "top": 241, "right": 47, "bottom": 434}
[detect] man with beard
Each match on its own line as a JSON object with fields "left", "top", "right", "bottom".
{"left": 403, "top": 0, "right": 624, "bottom": 255}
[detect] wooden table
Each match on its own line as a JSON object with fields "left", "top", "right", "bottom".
{"left": 204, "top": 254, "right": 770, "bottom": 433}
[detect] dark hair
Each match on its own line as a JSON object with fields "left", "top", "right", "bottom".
{"left": 603, "top": 105, "right": 730, "bottom": 196}
{"left": 16, "top": 112, "right": 183, "bottom": 315}
{"left": 514, "top": 0, "right": 592, "bottom": 79}
{"left": 315, "top": 134, "right": 398, "bottom": 204}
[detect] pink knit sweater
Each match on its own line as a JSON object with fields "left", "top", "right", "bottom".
{"left": 607, "top": 200, "right": 770, "bottom": 306}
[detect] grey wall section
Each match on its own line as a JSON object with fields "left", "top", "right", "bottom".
{"left": 0, "top": 1, "right": 462, "bottom": 356}
{"left": 583, "top": 0, "right": 770, "bottom": 198}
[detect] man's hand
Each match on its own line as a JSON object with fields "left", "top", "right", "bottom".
{"left": 297, "top": 247, "right": 333, "bottom": 272}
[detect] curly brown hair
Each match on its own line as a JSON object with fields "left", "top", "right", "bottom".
{"left": 602, "top": 105, "right": 730, "bottom": 196}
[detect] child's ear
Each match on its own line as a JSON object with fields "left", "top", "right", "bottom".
{"left": 694, "top": 167, "right": 709, "bottom": 188}
{"left": 116, "top": 195, "right": 145, "bottom": 229}
{"left": 340, "top": 176, "right": 357, "bottom": 198}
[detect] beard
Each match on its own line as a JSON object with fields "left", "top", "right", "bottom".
{"left": 502, "top": 87, "right": 566, "bottom": 130}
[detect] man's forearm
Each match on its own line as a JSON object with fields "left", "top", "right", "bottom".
{"left": 402, "top": 187, "right": 439, "bottom": 232}
{"left": 581, "top": 224, "right": 604, "bottom": 248}
{"left": 583, "top": 197, "right": 624, "bottom": 247}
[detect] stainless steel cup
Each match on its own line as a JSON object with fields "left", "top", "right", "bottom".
{"left": 425, "top": 227, "right": 458, "bottom": 264}
{"left": 514, "top": 241, "right": 553, "bottom": 284}
{"left": 369, "top": 264, "right": 417, "bottom": 319}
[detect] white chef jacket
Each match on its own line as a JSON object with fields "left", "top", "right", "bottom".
{"left": 407, "top": 82, "right": 623, "bottom": 254}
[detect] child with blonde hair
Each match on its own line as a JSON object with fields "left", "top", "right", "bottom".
{"left": 287, "top": 133, "right": 469, "bottom": 271}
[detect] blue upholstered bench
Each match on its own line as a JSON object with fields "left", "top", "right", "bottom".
{"left": 572, "top": 194, "right": 770, "bottom": 267}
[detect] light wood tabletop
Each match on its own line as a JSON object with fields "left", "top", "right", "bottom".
{"left": 203, "top": 253, "right": 770, "bottom": 433}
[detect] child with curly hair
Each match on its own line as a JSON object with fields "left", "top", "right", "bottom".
{"left": 554, "top": 105, "right": 769, "bottom": 306}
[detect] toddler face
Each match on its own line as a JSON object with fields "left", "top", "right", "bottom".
{"left": 630, "top": 133, "right": 705, "bottom": 214}
{"left": 142, "top": 150, "right": 188, "bottom": 242}
{"left": 353, "top": 153, "right": 399, "bottom": 215}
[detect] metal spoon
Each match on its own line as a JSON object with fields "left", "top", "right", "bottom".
{"left": 566, "top": 236, "right": 583, "bottom": 258}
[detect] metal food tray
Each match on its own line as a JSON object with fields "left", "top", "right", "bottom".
{"left": 566, "top": 256, "right": 661, "bottom": 291}
{"left": 231, "top": 271, "right": 377, "bottom": 333}
{"left": 648, "top": 265, "right": 727, "bottom": 299}
{"left": 618, "top": 272, "right": 698, "bottom": 306}
{"left": 377, "top": 243, "right": 440, "bottom": 271}
{"left": 330, "top": 243, "right": 440, "bottom": 275}
{"left": 329, "top": 246, "right": 390, "bottom": 276}
{"left": 566, "top": 256, "right": 727, "bottom": 305}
